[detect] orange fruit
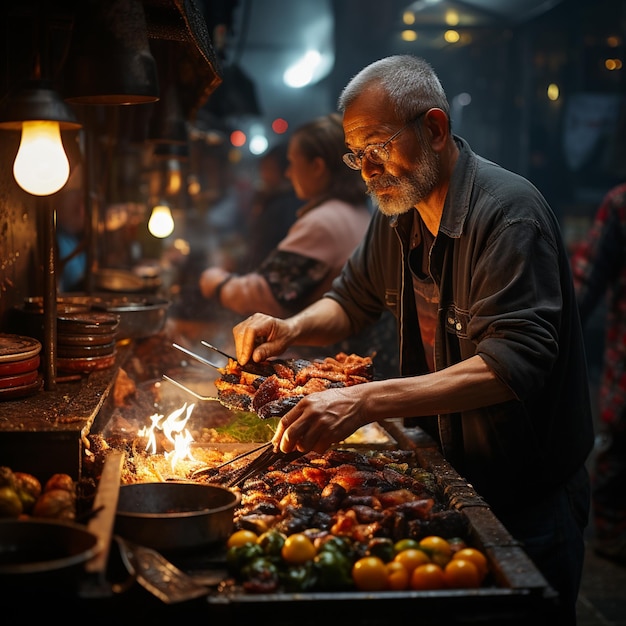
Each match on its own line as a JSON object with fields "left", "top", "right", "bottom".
{"left": 409, "top": 563, "right": 446, "bottom": 590}
{"left": 393, "top": 547, "right": 431, "bottom": 573}
{"left": 281, "top": 533, "right": 316, "bottom": 564}
{"left": 452, "top": 547, "right": 489, "bottom": 581}
{"left": 443, "top": 558, "right": 481, "bottom": 589}
{"left": 386, "top": 560, "right": 410, "bottom": 590}
{"left": 352, "top": 556, "right": 389, "bottom": 591}
{"left": 419, "top": 535, "right": 453, "bottom": 567}
{"left": 226, "top": 529, "right": 258, "bottom": 548}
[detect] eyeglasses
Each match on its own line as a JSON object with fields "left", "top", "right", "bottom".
{"left": 342, "top": 112, "right": 427, "bottom": 171}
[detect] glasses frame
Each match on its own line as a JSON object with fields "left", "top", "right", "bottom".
{"left": 343, "top": 111, "right": 428, "bottom": 171}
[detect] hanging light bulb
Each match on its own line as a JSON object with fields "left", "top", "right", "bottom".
{"left": 13, "top": 120, "right": 70, "bottom": 195}
{"left": 0, "top": 82, "right": 81, "bottom": 196}
{"left": 148, "top": 201, "right": 175, "bottom": 238}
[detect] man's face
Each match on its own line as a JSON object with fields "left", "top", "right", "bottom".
{"left": 343, "top": 91, "right": 441, "bottom": 216}
{"left": 364, "top": 131, "right": 441, "bottom": 217}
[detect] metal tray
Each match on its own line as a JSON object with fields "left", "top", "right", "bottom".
{"left": 199, "top": 441, "right": 559, "bottom": 625}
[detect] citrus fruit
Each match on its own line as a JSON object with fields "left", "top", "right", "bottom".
{"left": 227, "top": 529, "right": 258, "bottom": 548}
{"left": 409, "top": 563, "right": 446, "bottom": 590}
{"left": 281, "top": 533, "right": 317, "bottom": 564}
{"left": 419, "top": 535, "right": 453, "bottom": 567}
{"left": 393, "top": 547, "right": 431, "bottom": 573}
{"left": 452, "top": 547, "right": 488, "bottom": 581}
{"left": 393, "top": 538, "right": 420, "bottom": 554}
{"left": 443, "top": 558, "right": 481, "bottom": 589}
{"left": 352, "top": 556, "right": 389, "bottom": 591}
{"left": 386, "top": 561, "right": 410, "bottom": 590}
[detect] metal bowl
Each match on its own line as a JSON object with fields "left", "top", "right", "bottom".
{"left": 114, "top": 482, "right": 240, "bottom": 552}
{"left": 90, "top": 294, "right": 170, "bottom": 340}
{"left": 0, "top": 518, "right": 100, "bottom": 578}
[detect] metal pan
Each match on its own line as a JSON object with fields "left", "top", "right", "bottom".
{"left": 0, "top": 519, "right": 100, "bottom": 586}
{"left": 114, "top": 481, "right": 240, "bottom": 553}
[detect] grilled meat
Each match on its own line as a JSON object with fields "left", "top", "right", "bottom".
{"left": 215, "top": 352, "right": 374, "bottom": 418}
{"left": 207, "top": 447, "right": 467, "bottom": 544}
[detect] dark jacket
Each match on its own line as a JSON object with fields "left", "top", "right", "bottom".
{"left": 328, "top": 136, "right": 594, "bottom": 510}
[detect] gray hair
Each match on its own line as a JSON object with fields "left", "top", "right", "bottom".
{"left": 337, "top": 55, "right": 450, "bottom": 123}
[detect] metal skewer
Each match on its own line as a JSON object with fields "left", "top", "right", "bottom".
{"left": 162, "top": 374, "right": 220, "bottom": 402}
{"left": 172, "top": 343, "right": 224, "bottom": 371}
{"left": 200, "top": 340, "right": 237, "bottom": 362}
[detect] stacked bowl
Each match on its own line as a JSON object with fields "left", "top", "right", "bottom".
{"left": 0, "top": 334, "right": 43, "bottom": 400}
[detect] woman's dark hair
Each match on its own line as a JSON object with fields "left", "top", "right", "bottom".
{"left": 292, "top": 112, "right": 367, "bottom": 207}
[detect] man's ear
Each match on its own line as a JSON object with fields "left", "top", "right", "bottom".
{"left": 423, "top": 108, "right": 450, "bottom": 149}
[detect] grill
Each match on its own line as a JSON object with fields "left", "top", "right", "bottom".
{"left": 0, "top": 331, "right": 559, "bottom": 623}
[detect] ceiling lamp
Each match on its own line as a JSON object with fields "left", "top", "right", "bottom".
{"left": 0, "top": 81, "right": 82, "bottom": 195}
{"left": 63, "top": 0, "right": 159, "bottom": 105}
{"left": 148, "top": 201, "right": 175, "bottom": 239}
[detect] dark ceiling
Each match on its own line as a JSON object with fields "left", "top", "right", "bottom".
{"left": 208, "top": 0, "right": 567, "bottom": 129}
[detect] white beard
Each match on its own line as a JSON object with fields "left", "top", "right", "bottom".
{"left": 368, "top": 145, "right": 440, "bottom": 216}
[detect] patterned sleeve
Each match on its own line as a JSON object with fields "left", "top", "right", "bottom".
{"left": 258, "top": 249, "right": 329, "bottom": 312}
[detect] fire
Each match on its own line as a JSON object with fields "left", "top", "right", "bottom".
{"left": 138, "top": 402, "right": 197, "bottom": 471}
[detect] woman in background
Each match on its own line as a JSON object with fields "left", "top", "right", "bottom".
{"left": 200, "top": 112, "right": 397, "bottom": 376}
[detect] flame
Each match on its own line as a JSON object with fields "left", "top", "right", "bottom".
{"left": 138, "top": 402, "right": 197, "bottom": 471}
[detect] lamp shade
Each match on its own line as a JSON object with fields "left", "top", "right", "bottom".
{"left": 62, "top": 0, "right": 159, "bottom": 105}
{"left": 0, "top": 81, "right": 81, "bottom": 130}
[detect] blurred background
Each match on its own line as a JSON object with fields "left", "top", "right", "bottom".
{"left": 0, "top": 0, "right": 623, "bottom": 333}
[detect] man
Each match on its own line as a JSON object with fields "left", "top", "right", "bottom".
{"left": 232, "top": 55, "right": 593, "bottom": 623}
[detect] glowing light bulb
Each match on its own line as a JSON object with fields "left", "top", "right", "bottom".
{"left": 148, "top": 203, "right": 174, "bottom": 238}
{"left": 13, "top": 120, "right": 70, "bottom": 196}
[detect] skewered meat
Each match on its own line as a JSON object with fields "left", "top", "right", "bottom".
{"left": 215, "top": 352, "right": 374, "bottom": 418}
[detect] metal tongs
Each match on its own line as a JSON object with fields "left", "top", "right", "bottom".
{"left": 222, "top": 445, "right": 304, "bottom": 488}
{"left": 172, "top": 341, "right": 277, "bottom": 378}
{"left": 190, "top": 440, "right": 304, "bottom": 486}
{"left": 190, "top": 442, "right": 273, "bottom": 479}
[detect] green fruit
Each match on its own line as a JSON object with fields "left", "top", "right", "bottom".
{"left": 257, "top": 529, "right": 286, "bottom": 557}
{"left": 226, "top": 542, "right": 264, "bottom": 575}
{"left": 280, "top": 561, "right": 317, "bottom": 592}
{"left": 0, "top": 486, "right": 23, "bottom": 518}
{"left": 393, "top": 538, "right": 420, "bottom": 554}
{"left": 366, "top": 537, "right": 395, "bottom": 563}
{"left": 313, "top": 549, "right": 354, "bottom": 589}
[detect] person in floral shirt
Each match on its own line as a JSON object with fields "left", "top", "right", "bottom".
{"left": 571, "top": 182, "right": 626, "bottom": 565}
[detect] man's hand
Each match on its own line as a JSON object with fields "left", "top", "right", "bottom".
{"left": 272, "top": 385, "right": 369, "bottom": 454}
{"left": 233, "top": 313, "right": 294, "bottom": 365}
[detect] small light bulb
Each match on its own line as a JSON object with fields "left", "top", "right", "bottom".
{"left": 148, "top": 203, "right": 174, "bottom": 238}
{"left": 13, "top": 120, "right": 70, "bottom": 196}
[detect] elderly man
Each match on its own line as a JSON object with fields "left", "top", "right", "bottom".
{"left": 231, "top": 55, "right": 593, "bottom": 624}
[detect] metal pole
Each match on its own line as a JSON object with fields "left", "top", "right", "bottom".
{"left": 42, "top": 195, "right": 57, "bottom": 390}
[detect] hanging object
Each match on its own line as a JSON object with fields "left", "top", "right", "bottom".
{"left": 147, "top": 80, "right": 188, "bottom": 144}
{"left": 63, "top": 0, "right": 159, "bottom": 105}
{"left": 148, "top": 201, "right": 175, "bottom": 239}
{"left": 0, "top": 81, "right": 82, "bottom": 196}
